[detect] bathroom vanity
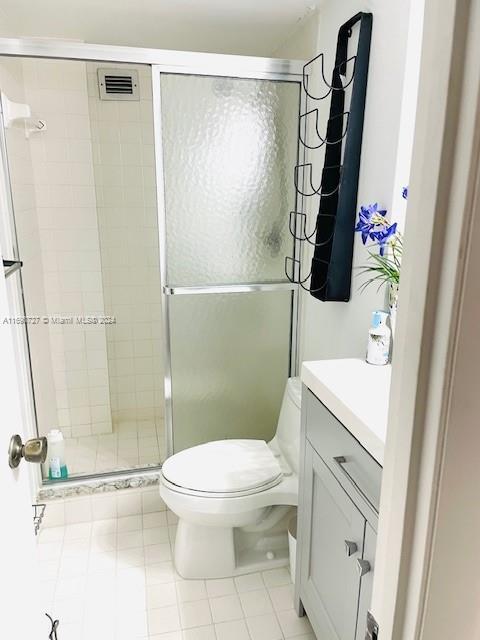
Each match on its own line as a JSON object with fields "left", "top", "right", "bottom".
{"left": 296, "top": 359, "right": 390, "bottom": 640}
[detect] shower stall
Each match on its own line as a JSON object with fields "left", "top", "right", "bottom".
{"left": 0, "top": 44, "right": 303, "bottom": 485}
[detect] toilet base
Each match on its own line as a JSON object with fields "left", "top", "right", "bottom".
{"left": 173, "top": 518, "right": 290, "bottom": 579}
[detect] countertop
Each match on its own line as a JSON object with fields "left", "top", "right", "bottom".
{"left": 301, "top": 358, "right": 391, "bottom": 466}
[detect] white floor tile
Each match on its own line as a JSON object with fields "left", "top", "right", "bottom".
{"left": 246, "top": 613, "right": 283, "bottom": 640}
{"left": 55, "top": 575, "right": 87, "bottom": 599}
{"left": 146, "top": 561, "right": 177, "bottom": 585}
{"left": 37, "top": 541, "right": 63, "bottom": 561}
{"left": 215, "top": 619, "right": 251, "bottom": 640}
{"left": 147, "top": 604, "right": 181, "bottom": 635}
{"left": 145, "top": 542, "right": 172, "bottom": 564}
{"left": 143, "top": 525, "right": 169, "bottom": 545}
{"left": 117, "top": 514, "right": 143, "bottom": 532}
{"left": 148, "top": 632, "right": 182, "bottom": 640}
{"left": 205, "top": 577, "right": 236, "bottom": 598}
{"left": 39, "top": 526, "right": 65, "bottom": 543}
{"left": 117, "top": 491, "right": 142, "bottom": 517}
{"left": 147, "top": 583, "right": 178, "bottom": 609}
{"left": 62, "top": 538, "right": 89, "bottom": 556}
{"left": 234, "top": 572, "right": 264, "bottom": 593}
{"left": 239, "top": 588, "right": 274, "bottom": 617}
{"left": 117, "top": 565, "right": 146, "bottom": 585}
{"left": 176, "top": 579, "right": 207, "bottom": 603}
{"left": 262, "top": 568, "right": 292, "bottom": 588}
{"left": 117, "top": 587, "right": 148, "bottom": 613}
{"left": 89, "top": 551, "right": 117, "bottom": 574}
{"left": 38, "top": 507, "right": 307, "bottom": 640}
{"left": 118, "top": 529, "right": 144, "bottom": 550}
{"left": 179, "top": 599, "right": 213, "bottom": 629}
{"left": 143, "top": 511, "right": 168, "bottom": 528}
{"left": 276, "top": 609, "right": 313, "bottom": 638}
{"left": 116, "top": 607, "right": 148, "bottom": 637}
{"left": 268, "top": 584, "right": 295, "bottom": 612}
{"left": 64, "top": 522, "right": 92, "bottom": 540}
{"left": 84, "top": 615, "right": 115, "bottom": 640}
{"left": 53, "top": 596, "right": 84, "bottom": 623}
{"left": 117, "top": 546, "right": 145, "bottom": 569}
{"left": 209, "top": 594, "right": 244, "bottom": 623}
{"left": 92, "top": 518, "right": 117, "bottom": 536}
{"left": 58, "top": 555, "right": 88, "bottom": 578}
{"left": 182, "top": 624, "right": 216, "bottom": 640}
{"left": 56, "top": 622, "right": 82, "bottom": 640}
{"left": 91, "top": 533, "right": 116, "bottom": 553}
{"left": 39, "top": 560, "right": 60, "bottom": 581}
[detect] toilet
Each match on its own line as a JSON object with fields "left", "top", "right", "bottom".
{"left": 159, "top": 377, "right": 302, "bottom": 579}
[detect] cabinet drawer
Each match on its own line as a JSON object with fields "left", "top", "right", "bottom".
{"left": 305, "top": 389, "right": 382, "bottom": 516}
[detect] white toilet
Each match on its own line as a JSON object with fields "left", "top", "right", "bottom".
{"left": 159, "top": 377, "right": 302, "bottom": 579}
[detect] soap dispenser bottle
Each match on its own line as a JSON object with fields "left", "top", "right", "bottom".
{"left": 366, "top": 311, "right": 391, "bottom": 365}
{"left": 47, "top": 429, "right": 68, "bottom": 480}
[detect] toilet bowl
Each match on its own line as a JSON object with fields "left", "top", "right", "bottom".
{"left": 159, "top": 377, "right": 302, "bottom": 579}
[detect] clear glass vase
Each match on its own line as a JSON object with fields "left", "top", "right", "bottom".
{"left": 389, "top": 282, "right": 399, "bottom": 336}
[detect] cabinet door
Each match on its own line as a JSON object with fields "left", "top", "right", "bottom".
{"left": 355, "top": 523, "right": 376, "bottom": 640}
{"left": 299, "top": 442, "right": 366, "bottom": 640}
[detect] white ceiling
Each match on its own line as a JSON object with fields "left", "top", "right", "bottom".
{"left": 0, "top": 0, "right": 317, "bottom": 57}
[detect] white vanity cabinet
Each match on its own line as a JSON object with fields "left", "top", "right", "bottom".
{"left": 296, "top": 387, "right": 382, "bottom": 640}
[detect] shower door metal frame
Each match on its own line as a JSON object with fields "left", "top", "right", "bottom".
{"left": 0, "top": 37, "right": 305, "bottom": 469}
{"left": 152, "top": 64, "right": 303, "bottom": 456}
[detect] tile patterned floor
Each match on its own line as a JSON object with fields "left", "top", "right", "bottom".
{"left": 38, "top": 510, "right": 314, "bottom": 640}
{"left": 63, "top": 419, "right": 166, "bottom": 477}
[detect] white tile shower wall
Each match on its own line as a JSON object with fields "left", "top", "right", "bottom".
{"left": 0, "top": 58, "right": 58, "bottom": 437}
{"left": 22, "top": 58, "right": 113, "bottom": 438}
{"left": 86, "top": 63, "right": 164, "bottom": 429}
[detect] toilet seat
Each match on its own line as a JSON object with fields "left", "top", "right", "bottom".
{"left": 161, "top": 439, "right": 283, "bottom": 498}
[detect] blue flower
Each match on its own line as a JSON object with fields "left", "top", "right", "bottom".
{"left": 370, "top": 222, "right": 398, "bottom": 255}
{"left": 355, "top": 203, "right": 387, "bottom": 244}
{"left": 402, "top": 186, "right": 408, "bottom": 199}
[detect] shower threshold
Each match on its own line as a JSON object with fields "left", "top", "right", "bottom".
{"left": 38, "top": 467, "right": 161, "bottom": 501}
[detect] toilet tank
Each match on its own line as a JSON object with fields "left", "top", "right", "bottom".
{"left": 274, "top": 377, "right": 302, "bottom": 473}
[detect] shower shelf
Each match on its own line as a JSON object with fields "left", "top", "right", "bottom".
{"left": 32, "top": 502, "right": 46, "bottom": 536}
{"left": 285, "top": 11, "right": 373, "bottom": 301}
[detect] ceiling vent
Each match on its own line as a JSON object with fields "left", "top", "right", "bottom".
{"left": 97, "top": 69, "right": 140, "bottom": 101}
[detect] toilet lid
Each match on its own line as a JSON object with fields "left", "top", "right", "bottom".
{"left": 162, "top": 439, "right": 283, "bottom": 494}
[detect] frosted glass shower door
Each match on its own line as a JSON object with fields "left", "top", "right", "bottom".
{"left": 155, "top": 70, "right": 300, "bottom": 453}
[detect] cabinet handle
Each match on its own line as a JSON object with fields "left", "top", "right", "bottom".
{"left": 356, "top": 559, "right": 371, "bottom": 577}
{"left": 344, "top": 540, "right": 358, "bottom": 557}
{"left": 333, "top": 456, "right": 378, "bottom": 515}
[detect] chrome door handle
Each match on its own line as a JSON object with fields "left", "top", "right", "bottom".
{"left": 356, "top": 558, "right": 371, "bottom": 577}
{"left": 344, "top": 540, "right": 358, "bottom": 557}
{"left": 333, "top": 456, "right": 378, "bottom": 515}
{"left": 8, "top": 434, "right": 47, "bottom": 468}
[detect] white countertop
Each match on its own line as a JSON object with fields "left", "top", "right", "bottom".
{"left": 301, "top": 358, "right": 391, "bottom": 466}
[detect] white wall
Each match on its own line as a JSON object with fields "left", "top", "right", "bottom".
{"left": 276, "top": 1, "right": 412, "bottom": 363}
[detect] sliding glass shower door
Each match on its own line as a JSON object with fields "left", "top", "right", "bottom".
{"left": 154, "top": 70, "right": 301, "bottom": 453}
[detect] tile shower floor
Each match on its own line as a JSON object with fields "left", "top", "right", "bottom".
{"left": 63, "top": 420, "right": 166, "bottom": 476}
{"left": 37, "top": 510, "right": 314, "bottom": 640}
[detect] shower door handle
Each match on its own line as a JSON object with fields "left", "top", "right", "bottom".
{"left": 8, "top": 434, "right": 47, "bottom": 468}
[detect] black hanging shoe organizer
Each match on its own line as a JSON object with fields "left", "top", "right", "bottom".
{"left": 285, "top": 12, "right": 372, "bottom": 301}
